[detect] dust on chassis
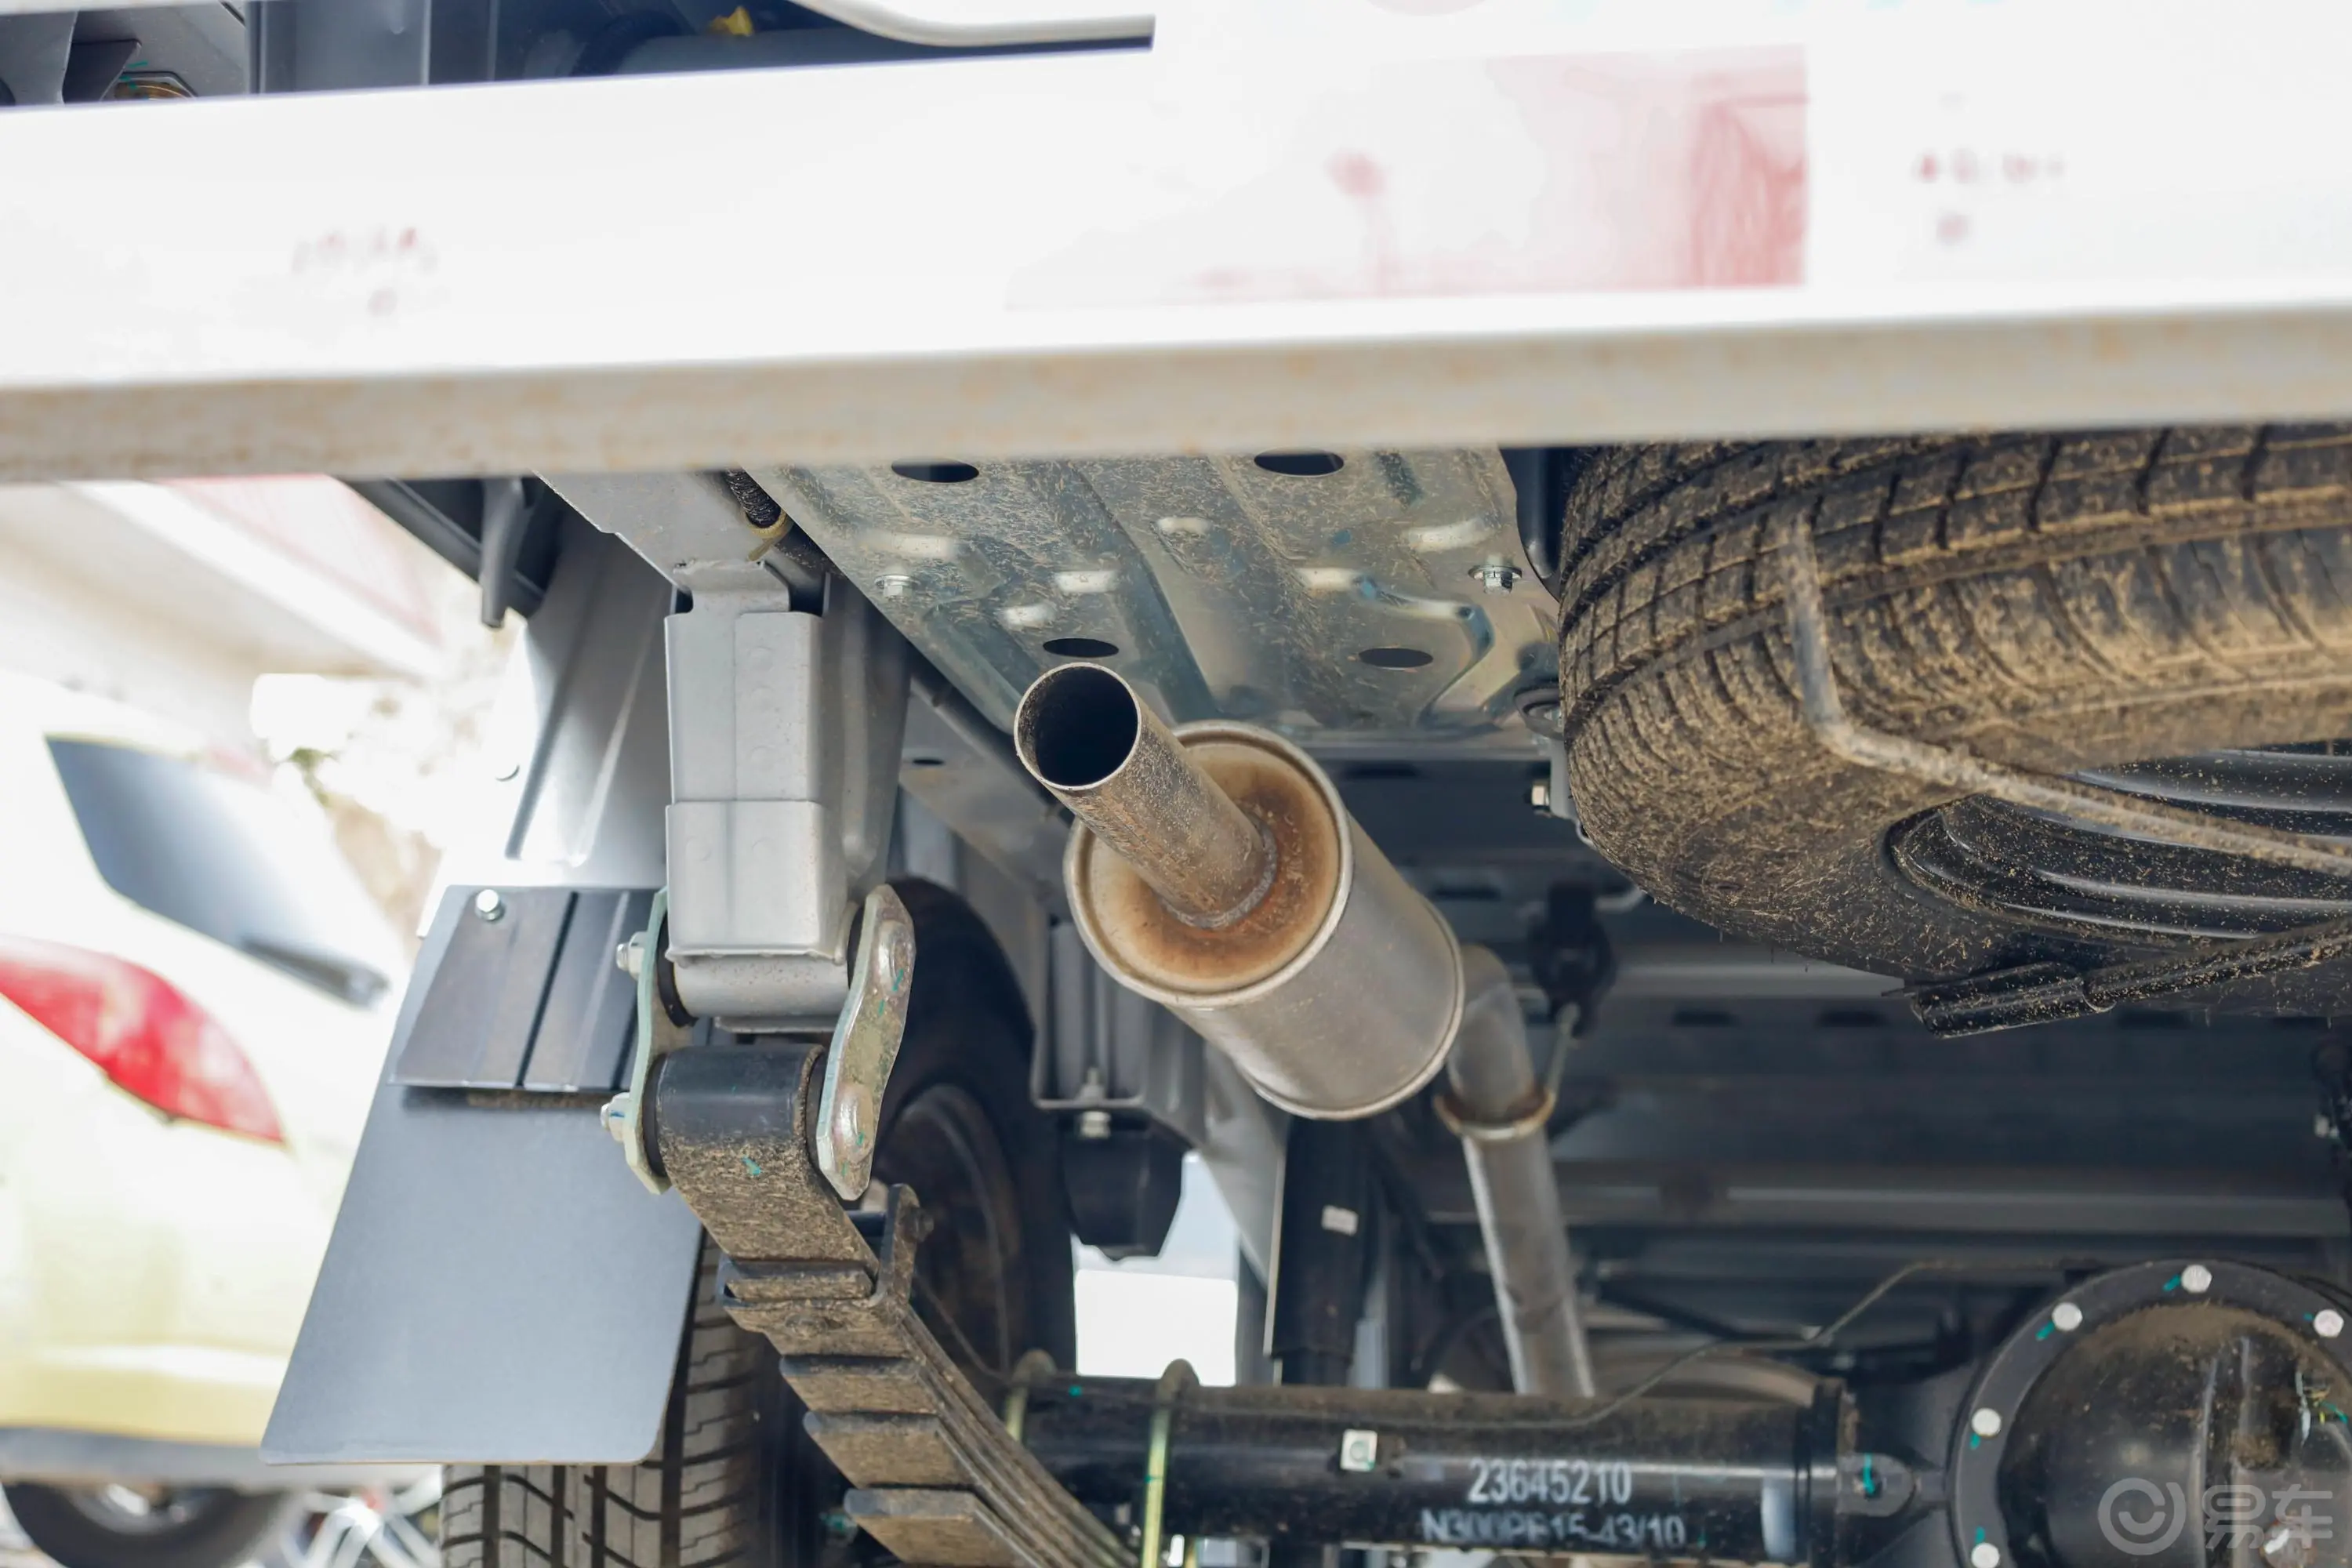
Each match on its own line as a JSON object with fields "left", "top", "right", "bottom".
{"left": 264, "top": 420, "right": 2352, "bottom": 1568}
{"left": 13, "top": 4, "right": 2352, "bottom": 1568}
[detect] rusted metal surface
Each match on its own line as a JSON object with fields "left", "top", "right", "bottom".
{"left": 1025, "top": 685, "right": 1462, "bottom": 1118}
{"left": 1073, "top": 735, "right": 1338, "bottom": 996}
{"left": 1014, "top": 665, "right": 1274, "bottom": 928}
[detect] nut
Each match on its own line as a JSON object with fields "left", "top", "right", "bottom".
{"left": 2051, "top": 1302, "right": 2083, "bottom": 1333}
{"left": 2318, "top": 1308, "right": 2345, "bottom": 1340}
{"left": 1970, "top": 1407, "right": 2002, "bottom": 1438}
{"left": 473, "top": 888, "right": 505, "bottom": 923}
{"left": 2182, "top": 1264, "right": 2214, "bottom": 1294}
{"left": 1338, "top": 1429, "right": 1379, "bottom": 1473}
{"left": 1469, "top": 561, "right": 1521, "bottom": 593}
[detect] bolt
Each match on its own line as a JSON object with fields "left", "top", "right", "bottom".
{"left": 1470, "top": 561, "right": 1520, "bottom": 593}
{"left": 2183, "top": 1264, "right": 2214, "bottom": 1294}
{"left": 2052, "top": 1302, "right": 2083, "bottom": 1333}
{"left": 876, "top": 573, "right": 916, "bottom": 600}
{"left": 2318, "top": 1308, "right": 2346, "bottom": 1340}
{"left": 615, "top": 935, "right": 644, "bottom": 979}
{"left": 1338, "top": 1428, "right": 1380, "bottom": 1473}
{"left": 1970, "top": 1407, "right": 2002, "bottom": 1439}
{"left": 1076, "top": 1108, "right": 1112, "bottom": 1140}
{"left": 473, "top": 888, "right": 505, "bottom": 923}
{"left": 832, "top": 1083, "right": 874, "bottom": 1185}
{"left": 1972, "top": 1544, "right": 2002, "bottom": 1568}
{"left": 1529, "top": 779, "right": 1552, "bottom": 813}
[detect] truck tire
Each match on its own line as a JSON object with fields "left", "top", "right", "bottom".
{"left": 1555, "top": 426, "right": 2352, "bottom": 993}
{"left": 441, "top": 880, "right": 1072, "bottom": 1568}
{"left": 2, "top": 1484, "right": 293, "bottom": 1568}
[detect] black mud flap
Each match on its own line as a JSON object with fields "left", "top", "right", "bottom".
{"left": 263, "top": 884, "right": 702, "bottom": 1466}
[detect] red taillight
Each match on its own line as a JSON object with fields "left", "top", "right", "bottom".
{"left": 0, "top": 935, "right": 283, "bottom": 1143}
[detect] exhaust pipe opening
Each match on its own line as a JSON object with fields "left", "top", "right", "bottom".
{"left": 1018, "top": 664, "right": 1142, "bottom": 789}
{"left": 1015, "top": 665, "right": 1274, "bottom": 929}
{"left": 1013, "top": 666, "right": 1465, "bottom": 1121}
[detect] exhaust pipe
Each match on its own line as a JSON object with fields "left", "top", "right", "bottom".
{"left": 1443, "top": 945, "right": 1595, "bottom": 1398}
{"left": 1014, "top": 664, "right": 1461, "bottom": 1120}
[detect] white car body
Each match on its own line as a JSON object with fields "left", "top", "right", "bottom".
{"left": 0, "top": 674, "right": 405, "bottom": 1484}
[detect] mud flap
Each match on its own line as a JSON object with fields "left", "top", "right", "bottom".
{"left": 262, "top": 885, "right": 703, "bottom": 1465}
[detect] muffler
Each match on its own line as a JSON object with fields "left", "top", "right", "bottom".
{"left": 1014, "top": 664, "right": 1461, "bottom": 1119}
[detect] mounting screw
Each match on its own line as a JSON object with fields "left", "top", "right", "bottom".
{"left": 2182, "top": 1264, "right": 2214, "bottom": 1294}
{"left": 2318, "top": 1308, "right": 2346, "bottom": 1340}
{"left": 1970, "top": 1407, "right": 2002, "bottom": 1439}
{"left": 2052, "top": 1302, "right": 2083, "bottom": 1333}
{"left": 1469, "top": 561, "right": 1521, "bottom": 593}
{"left": 876, "top": 573, "right": 916, "bottom": 600}
{"left": 615, "top": 934, "right": 645, "bottom": 979}
{"left": 1076, "top": 1108, "right": 1112, "bottom": 1140}
{"left": 1529, "top": 779, "right": 1552, "bottom": 813}
{"left": 473, "top": 888, "right": 505, "bottom": 923}
{"left": 1971, "top": 1544, "right": 2002, "bottom": 1568}
{"left": 1338, "top": 1429, "right": 1380, "bottom": 1473}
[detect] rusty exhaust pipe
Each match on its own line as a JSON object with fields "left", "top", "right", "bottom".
{"left": 1014, "top": 664, "right": 1461, "bottom": 1120}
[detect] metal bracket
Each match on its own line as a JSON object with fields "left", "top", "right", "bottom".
{"left": 1776, "top": 518, "right": 2352, "bottom": 1034}
{"left": 814, "top": 883, "right": 919, "bottom": 1202}
{"left": 604, "top": 888, "right": 691, "bottom": 1196}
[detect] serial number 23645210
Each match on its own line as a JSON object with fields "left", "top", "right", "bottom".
{"left": 1464, "top": 1457, "right": 1636, "bottom": 1508}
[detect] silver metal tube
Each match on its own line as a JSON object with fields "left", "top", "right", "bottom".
{"left": 1446, "top": 945, "right": 1595, "bottom": 1399}
{"left": 1014, "top": 664, "right": 1274, "bottom": 927}
{"left": 1018, "top": 664, "right": 1462, "bottom": 1120}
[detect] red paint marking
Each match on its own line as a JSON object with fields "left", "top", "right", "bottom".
{"left": 1014, "top": 46, "right": 1806, "bottom": 310}
{"left": 1327, "top": 152, "right": 1387, "bottom": 200}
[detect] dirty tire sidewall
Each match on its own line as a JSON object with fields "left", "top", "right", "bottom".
{"left": 1556, "top": 427, "right": 2352, "bottom": 985}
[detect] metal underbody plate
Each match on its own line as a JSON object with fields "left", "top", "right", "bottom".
{"left": 762, "top": 449, "right": 1557, "bottom": 745}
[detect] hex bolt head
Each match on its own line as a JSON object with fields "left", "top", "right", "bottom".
{"left": 1469, "top": 561, "right": 1521, "bottom": 593}
{"left": 1076, "top": 1108, "right": 1112, "bottom": 1141}
{"left": 2317, "top": 1308, "right": 2346, "bottom": 1340}
{"left": 1970, "top": 1407, "right": 2003, "bottom": 1439}
{"left": 2183, "top": 1264, "right": 2214, "bottom": 1294}
{"left": 2052, "top": 1302, "right": 2084, "bottom": 1333}
{"left": 474, "top": 888, "right": 506, "bottom": 923}
{"left": 1972, "top": 1544, "right": 2002, "bottom": 1568}
{"left": 1338, "top": 1429, "right": 1380, "bottom": 1473}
